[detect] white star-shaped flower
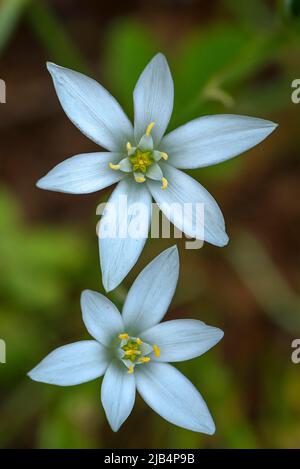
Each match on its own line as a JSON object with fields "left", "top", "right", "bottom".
{"left": 28, "top": 246, "right": 223, "bottom": 433}
{"left": 37, "top": 53, "right": 277, "bottom": 291}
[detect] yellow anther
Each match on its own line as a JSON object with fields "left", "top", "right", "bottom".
{"left": 109, "top": 162, "right": 121, "bottom": 170}
{"left": 118, "top": 333, "right": 129, "bottom": 340}
{"left": 161, "top": 177, "right": 168, "bottom": 190}
{"left": 126, "top": 141, "right": 132, "bottom": 152}
{"left": 138, "top": 357, "right": 151, "bottom": 363}
{"left": 125, "top": 349, "right": 141, "bottom": 356}
{"left": 153, "top": 344, "right": 161, "bottom": 358}
{"left": 160, "top": 152, "right": 168, "bottom": 161}
{"left": 127, "top": 365, "right": 134, "bottom": 374}
{"left": 134, "top": 175, "right": 146, "bottom": 183}
{"left": 136, "top": 338, "right": 142, "bottom": 345}
{"left": 146, "top": 121, "right": 155, "bottom": 137}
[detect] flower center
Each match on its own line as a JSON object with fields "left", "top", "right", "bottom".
{"left": 108, "top": 122, "right": 169, "bottom": 190}
{"left": 118, "top": 333, "right": 160, "bottom": 374}
{"left": 130, "top": 149, "right": 153, "bottom": 173}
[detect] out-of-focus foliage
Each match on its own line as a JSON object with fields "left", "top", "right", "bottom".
{"left": 0, "top": 0, "right": 30, "bottom": 53}
{"left": 104, "top": 19, "right": 159, "bottom": 117}
{"left": 227, "top": 232, "right": 300, "bottom": 334}
{"left": 0, "top": 0, "right": 300, "bottom": 449}
{"left": 0, "top": 187, "right": 91, "bottom": 368}
{"left": 0, "top": 188, "right": 88, "bottom": 310}
{"left": 26, "top": 0, "right": 88, "bottom": 71}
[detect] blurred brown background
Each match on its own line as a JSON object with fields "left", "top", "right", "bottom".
{"left": 0, "top": 0, "right": 300, "bottom": 449}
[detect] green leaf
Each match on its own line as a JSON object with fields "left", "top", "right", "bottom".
{"left": 104, "top": 18, "right": 159, "bottom": 117}
{"left": 26, "top": 0, "right": 87, "bottom": 71}
{"left": 0, "top": 0, "right": 30, "bottom": 54}
{"left": 226, "top": 232, "right": 300, "bottom": 334}
{"left": 281, "top": 0, "right": 300, "bottom": 18}
{"left": 171, "top": 25, "right": 252, "bottom": 125}
{"left": 171, "top": 24, "right": 284, "bottom": 128}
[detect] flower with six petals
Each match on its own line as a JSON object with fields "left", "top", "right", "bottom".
{"left": 28, "top": 246, "right": 223, "bottom": 433}
{"left": 37, "top": 53, "right": 277, "bottom": 291}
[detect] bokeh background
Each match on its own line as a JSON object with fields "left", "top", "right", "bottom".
{"left": 1, "top": 0, "right": 300, "bottom": 449}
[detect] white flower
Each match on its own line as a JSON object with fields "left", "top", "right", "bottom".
{"left": 28, "top": 246, "right": 223, "bottom": 434}
{"left": 37, "top": 53, "right": 277, "bottom": 291}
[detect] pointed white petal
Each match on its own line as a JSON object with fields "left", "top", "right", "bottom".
{"left": 136, "top": 362, "right": 215, "bottom": 434}
{"left": 28, "top": 341, "right": 109, "bottom": 386}
{"left": 141, "top": 319, "right": 224, "bottom": 362}
{"left": 118, "top": 157, "right": 132, "bottom": 172}
{"left": 138, "top": 134, "right": 154, "bottom": 151}
{"left": 133, "top": 54, "right": 174, "bottom": 146}
{"left": 101, "top": 359, "right": 136, "bottom": 432}
{"left": 81, "top": 290, "right": 124, "bottom": 347}
{"left": 146, "top": 162, "right": 163, "bottom": 181}
{"left": 37, "top": 152, "right": 124, "bottom": 194}
{"left": 162, "top": 114, "right": 278, "bottom": 169}
{"left": 99, "top": 178, "right": 152, "bottom": 292}
{"left": 122, "top": 246, "right": 179, "bottom": 336}
{"left": 147, "top": 163, "right": 228, "bottom": 247}
{"left": 47, "top": 62, "right": 133, "bottom": 151}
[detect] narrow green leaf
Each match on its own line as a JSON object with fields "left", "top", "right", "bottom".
{"left": 26, "top": 0, "right": 87, "bottom": 72}
{"left": 104, "top": 19, "right": 159, "bottom": 117}
{"left": 226, "top": 232, "right": 300, "bottom": 334}
{"left": 0, "top": 0, "right": 31, "bottom": 53}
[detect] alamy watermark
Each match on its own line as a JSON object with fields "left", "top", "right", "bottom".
{"left": 291, "top": 79, "right": 300, "bottom": 103}
{"left": 0, "top": 339, "right": 6, "bottom": 364}
{"left": 96, "top": 198, "right": 205, "bottom": 249}
{"left": 291, "top": 339, "right": 300, "bottom": 364}
{"left": 0, "top": 79, "right": 6, "bottom": 103}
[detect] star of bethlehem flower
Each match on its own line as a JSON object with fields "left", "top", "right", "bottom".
{"left": 28, "top": 246, "right": 223, "bottom": 433}
{"left": 37, "top": 53, "right": 278, "bottom": 291}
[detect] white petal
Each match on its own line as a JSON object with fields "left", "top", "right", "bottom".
{"left": 122, "top": 246, "right": 179, "bottom": 336}
{"left": 99, "top": 178, "right": 152, "bottom": 292}
{"left": 146, "top": 162, "right": 163, "bottom": 181}
{"left": 47, "top": 62, "right": 133, "bottom": 151}
{"left": 147, "top": 163, "right": 228, "bottom": 247}
{"left": 133, "top": 54, "right": 174, "bottom": 146}
{"left": 118, "top": 157, "right": 132, "bottom": 172}
{"left": 138, "top": 134, "right": 154, "bottom": 151}
{"left": 136, "top": 362, "right": 215, "bottom": 434}
{"left": 81, "top": 290, "right": 124, "bottom": 347}
{"left": 101, "top": 359, "right": 136, "bottom": 432}
{"left": 28, "top": 341, "right": 108, "bottom": 386}
{"left": 37, "top": 152, "right": 124, "bottom": 194}
{"left": 161, "top": 114, "right": 278, "bottom": 169}
{"left": 141, "top": 319, "right": 224, "bottom": 362}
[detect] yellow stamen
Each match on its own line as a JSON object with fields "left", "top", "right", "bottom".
{"left": 146, "top": 121, "right": 155, "bottom": 137}
{"left": 136, "top": 338, "right": 142, "bottom": 345}
{"left": 138, "top": 357, "right": 150, "bottom": 363}
{"left": 135, "top": 175, "right": 146, "bottom": 183}
{"left": 118, "top": 333, "right": 129, "bottom": 340}
{"left": 126, "top": 142, "right": 132, "bottom": 152}
{"left": 124, "top": 349, "right": 141, "bottom": 356}
{"left": 109, "top": 162, "right": 120, "bottom": 170}
{"left": 127, "top": 365, "right": 134, "bottom": 374}
{"left": 153, "top": 344, "right": 161, "bottom": 358}
{"left": 160, "top": 152, "right": 168, "bottom": 161}
{"left": 161, "top": 177, "right": 168, "bottom": 190}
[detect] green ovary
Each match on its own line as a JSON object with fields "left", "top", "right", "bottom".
{"left": 130, "top": 149, "right": 153, "bottom": 173}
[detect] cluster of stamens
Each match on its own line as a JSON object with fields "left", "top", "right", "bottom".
{"left": 109, "top": 122, "right": 168, "bottom": 190}
{"left": 118, "top": 333, "right": 160, "bottom": 374}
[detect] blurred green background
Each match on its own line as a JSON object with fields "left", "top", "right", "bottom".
{"left": 1, "top": 0, "right": 300, "bottom": 449}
